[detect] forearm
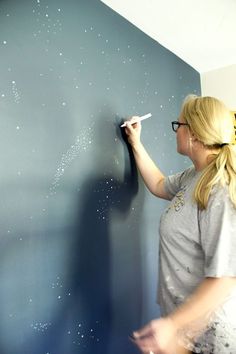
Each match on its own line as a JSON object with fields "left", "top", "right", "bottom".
{"left": 169, "top": 277, "right": 236, "bottom": 330}
{"left": 131, "top": 141, "right": 165, "bottom": 196}
{"left": 130, "top": 279, "right": 236, "bottom": 354}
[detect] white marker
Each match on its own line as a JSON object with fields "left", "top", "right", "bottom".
{"left": 120, "top": 113, "right": 152, "bottom": 127}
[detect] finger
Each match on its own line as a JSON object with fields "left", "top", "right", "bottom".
{"left": 122, "top": 116, "right": 140, "bottom": 128}
{"left": 125, "top": 121, "right": 135, "bottom": 132}
{"left": 132, "top": 336, "right": 159, "bottom": 353}
{"left": 131, "top": 122, "right": 139, "bottom": 129}
{"left": 132, "top": 323, "right": 154, "bottom": 339}
{"left": 129, "top": 115, "right": 140, "bottom": 123}
{"left": 129, "top": 120, "right": 141, "bottom": 129}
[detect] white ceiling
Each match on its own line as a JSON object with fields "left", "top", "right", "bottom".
{"left": 100, "top": 0, "right": 236, "bottom": 73}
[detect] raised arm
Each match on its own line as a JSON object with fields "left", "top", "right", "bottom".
{"left": 124, "top": 118, "right": 171, "bottom": 200}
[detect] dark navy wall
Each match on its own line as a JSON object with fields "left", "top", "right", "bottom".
{"left": 0, "top": 0, "right": 201, "bottom": 353}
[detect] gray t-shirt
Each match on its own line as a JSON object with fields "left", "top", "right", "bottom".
{"left": 158, "top": 166, "right": 236, "bottom": 353}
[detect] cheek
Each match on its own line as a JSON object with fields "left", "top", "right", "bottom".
{"left": 176, "top": 134, "right": 182, "bottom": 152}
{"left": 176, "top": 131, "right": 182, "bottom": 145}
{"left": 176, "top": 131, "right": 188, "bottom": 154}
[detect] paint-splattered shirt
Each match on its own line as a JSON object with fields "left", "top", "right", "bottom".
{"left": 158, "top": 166, "right": 236, "bottom": 353}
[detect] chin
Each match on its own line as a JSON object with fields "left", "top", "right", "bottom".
{"left": 177, "top": 146, "right": 187, "bottom": 156}
{"left": 177, "top": 145, "right": 183, "bottom": 154}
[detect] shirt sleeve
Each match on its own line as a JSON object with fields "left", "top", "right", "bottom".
{"left": 199, "top": 187, "right": 236, "bottom": 277}
{"left": 164, "top": 166, "right": 194, "bottom": 198}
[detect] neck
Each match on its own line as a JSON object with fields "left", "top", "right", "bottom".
{"left": 190, "top": 148, "right": 219, "bottom": 172}
{"left": 191, "top": 159, "right": 208, "bottom": 172}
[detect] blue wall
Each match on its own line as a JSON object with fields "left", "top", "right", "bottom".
{"left": 0, "top": 0, "right": 200, "bottom": 353}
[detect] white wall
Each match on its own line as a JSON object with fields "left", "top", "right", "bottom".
{"left": 201, "top": 64, "right": 236, "bottom": 110}
{"left": 101, "top": 0, "right": 236, "bottom": 73}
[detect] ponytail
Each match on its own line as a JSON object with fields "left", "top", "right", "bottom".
{"left": 194, "top": 145, "right": 236, "bottom": 209}
{"left": 180, "top": 95, "right": 236, "bottom": 209}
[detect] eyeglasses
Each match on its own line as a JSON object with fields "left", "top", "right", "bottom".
{"left": 171, "top": 121, "right": 189, "bottom": 133}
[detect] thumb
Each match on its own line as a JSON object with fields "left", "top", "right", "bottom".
{"left": 126, "top": 121, "right": 133, "bottom": 128}
{"left": 132, "top": 323, "right": 154, "bottom": 339}
{"left": 125, "top": 121, "right": 135, "bottom": 133}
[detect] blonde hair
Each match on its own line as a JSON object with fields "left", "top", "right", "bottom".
{"left": 181, "top": 95, "right": 236, "bottom": 209}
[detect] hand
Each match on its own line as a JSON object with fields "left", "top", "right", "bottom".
{"left": 131, "top": 317, "right": 178, "bottom": 354}
{"left": 124, "top": 116, "right": 142, "bottom": 147}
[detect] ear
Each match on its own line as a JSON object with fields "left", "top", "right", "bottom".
{"left": 189, "top": 129, "right": 198, "bottom": 142}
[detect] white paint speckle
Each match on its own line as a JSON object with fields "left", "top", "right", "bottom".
{"left": 31, "top": 322, "right": 51, "bottom": 332}
{"left": 50, "top": 124, "right": 94, "bottom": 194}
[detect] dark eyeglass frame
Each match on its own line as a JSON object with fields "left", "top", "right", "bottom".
{"left": 171, "top": 121, "right": 189, "bottom": 133}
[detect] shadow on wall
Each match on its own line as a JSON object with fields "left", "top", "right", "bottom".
{"left": 36, "top": 108, "right": 144, "bottom": 354}
{"left": 69, "top": 110, "right": 143, "bottom": 354}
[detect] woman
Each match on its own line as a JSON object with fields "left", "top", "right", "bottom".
{"left": 124, "top": 95, "right": 236, "bottom": 354}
